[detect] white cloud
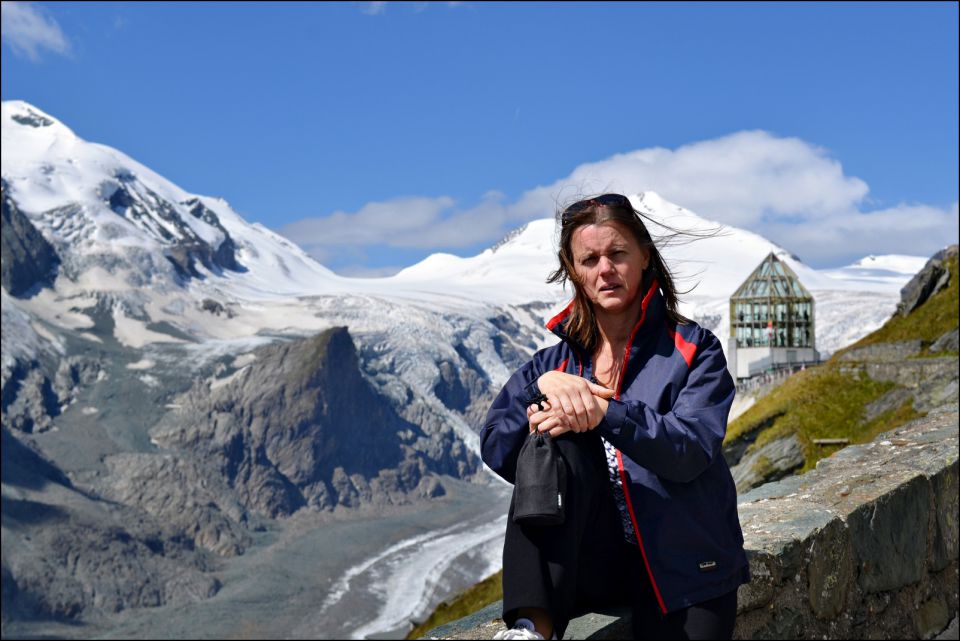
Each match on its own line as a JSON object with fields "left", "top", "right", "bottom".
{"left": 1, "top": 1, "right": 69, "bottom": 61}
{"left": 760, "top": 202, "right": 959, "bottom": 264}
{"left": 361, "top": 1, "right": 388, "bottom": 15}
{"left": 527, "top": 131, "right": 871, "bottom": 227}
{"left": 283, "top": 196, "right": 458, "bottom": 247}
{"left": 281, "top": 192, "right": 526, "bottom": 268}
{"left": 361, "top": 1, "right": 465, "bottom": 15}
{"left": 280, "top": 131, "right": 958, "bottom": 268}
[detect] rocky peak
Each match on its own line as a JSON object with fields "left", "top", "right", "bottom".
{"left": 897, "top": 244, "right": 958, "bottom": 317}
{"left": 149, "top": 326, "right": 474, "bottom": 517}
{"left": 10, "top": 112, "right": 54, "bottom": 128}
{"left": 2, "top": 101, "right": 76, "bottom": 139}
{"left": 97, "top": 177, "right": 243, "bottom": 279}
{"left": 0, "top": 180, "right": 59, "bottom": 297}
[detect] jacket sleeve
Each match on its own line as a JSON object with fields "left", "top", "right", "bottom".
{"left": 597, "top": 330, "right": 735, "bottom": 483}
{"left": 480, "top": 358, "right": 542, "bottom": 485}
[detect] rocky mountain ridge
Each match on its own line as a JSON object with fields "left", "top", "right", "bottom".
{"left": 149, "top": 327, "right": 463, "bottom": 518}
{"left": 1, "top": 180, "right": 59, "bottom": 296}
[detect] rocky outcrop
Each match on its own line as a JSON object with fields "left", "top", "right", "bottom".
{"left": 2, "top": 355, "right": 104, "bottom": 434}
{"left": 182, "top": 197, "right": 243, "bottom": 272}
{"left": 730, "top": 433, "right": 804, "bottom": 493}
{"left": 837, "top": 330, "right": 959, "bottom": 415}
{"left": 1, "top": 181, "right": 59, "bottom": 296}
{"left": 1, "top": 427, "right": 220, "bottom": 625}
{"left": 839, "top": 356, "right": 959, "bottom": 413}
{"left": 2, "top": 502, "right": 221, "bottom": 621}
{"left": 97, "top": 453, "right": 253, "bottom": 557}
{"left": 150, "top": 326, "right": 477, "bottom": 516}
{"left": 1, "top": 364, "right": 60, "bottom": 433}
{"left": 897, "top": 246, "right": 957, "bottom": 317}
{"left": 101, "top": 180, "right": 243, "bottom": 280}
{"left": 838, "top": 339, "right": 923, "bottom": 362}
{"left": 930, "top": 328, "right": 959, "bottom": 354}
{"left": 434, "top": 343, "right": 498, "bottom": 433}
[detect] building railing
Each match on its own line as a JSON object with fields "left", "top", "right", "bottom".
{"left": 735, "top": 360, "right": 821, "bottom": 394}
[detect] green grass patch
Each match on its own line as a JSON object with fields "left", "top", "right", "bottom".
{"left": 406, "top": 570, "right": 503, "bottom": 640}
{"left": 834, "top": 254, "right": 958, "bottom": 358}
{"left": 860, "top": 396, "right": 922, "bottom": 445}
{"left": 725, "top": 366, "right": 919, "bottom": 472}
{"left": 750, "top": 455, "right": 776, "bottom": 481}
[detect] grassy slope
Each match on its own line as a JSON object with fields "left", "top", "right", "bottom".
{"left": 410, "top": 253, "right": 959, "bottom": 637}
{"left": 406, "top": 570, "right": 503, "bottom": 640}
{"left": 725, "top": 253, "right": 958, "bottom": 472}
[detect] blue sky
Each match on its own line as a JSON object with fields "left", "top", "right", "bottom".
{"left": 2, "top": 1, "right": 957, "bottom": 275}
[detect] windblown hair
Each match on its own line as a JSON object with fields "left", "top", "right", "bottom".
{"left": 547, "top": 193, "right": 690, "bottom": 353}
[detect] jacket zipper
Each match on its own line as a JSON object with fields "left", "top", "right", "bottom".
{"left": 613, "top": 286, "right": 669, "bottom": 615}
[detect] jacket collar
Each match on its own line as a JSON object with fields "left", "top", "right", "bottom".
{"left": 546, "top": 278, "right": 664, "bottom": 352}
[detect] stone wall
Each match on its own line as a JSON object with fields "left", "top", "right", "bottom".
{"left": 424, "top": 403, "right": 959, "bottom": 639}
{"left": 734, "top": 403, "right": 957, "bottom": 639}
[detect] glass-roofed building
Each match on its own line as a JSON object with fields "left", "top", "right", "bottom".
{"left": 727, "top": 252, "right": 819, "bottom": 379}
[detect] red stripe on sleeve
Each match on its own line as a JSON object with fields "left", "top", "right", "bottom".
{"left": 666, "top": 322, "right": 697, "bottom": 368}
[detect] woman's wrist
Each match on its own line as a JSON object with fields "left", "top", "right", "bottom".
{"left": 595, "top": 396, "right": 610, "bottom": 415}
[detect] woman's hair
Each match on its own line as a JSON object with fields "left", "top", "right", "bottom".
{"left": 547, "top": 193, "right": 690, "bottom": 352}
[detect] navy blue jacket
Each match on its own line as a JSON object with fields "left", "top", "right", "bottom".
{"left": 480, "top": 281, "right": 750, "bottom": 614}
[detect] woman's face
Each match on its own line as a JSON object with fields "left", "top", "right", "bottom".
{"left": 570, "top": 220, "right": 650, "bottom": 316}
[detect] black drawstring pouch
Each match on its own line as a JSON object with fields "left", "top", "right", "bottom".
{"left": 512, "top": 430, "right": 567, "bottom": 526}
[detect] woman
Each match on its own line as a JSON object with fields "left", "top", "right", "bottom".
{"left": 481, "top": 194, "right": 749, "bottom": 640}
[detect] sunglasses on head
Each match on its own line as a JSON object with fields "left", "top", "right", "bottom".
{"left": 561, "top": 193, "right": 631, "bottom": 222}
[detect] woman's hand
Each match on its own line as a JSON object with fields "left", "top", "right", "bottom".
{"left": 527, "top": 396, "right": 609, "bottom": 437}
{"left": 536, "top": 371, "right": 614, "bottom": 432}
{"left": 527, "top": 405, "right": 565, "bottom": 435}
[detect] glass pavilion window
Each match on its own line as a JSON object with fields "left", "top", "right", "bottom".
{"left": 730, "top": 253, "right": 815, "bottom": 349}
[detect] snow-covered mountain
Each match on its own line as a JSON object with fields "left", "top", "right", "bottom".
{"left": 2, "top": 101, "right": 339, "bottom": 294}
{"left": 1, "top": 99, "right": 934, "bottom": 637}
{"left": 2, "top": 101, "right": 532, "bottom": 469}
{"left": 820, "top": 254, "right": 930, "bottom": 289}
{"left": 2, "top": 98, "right": 931, "bottom": 451}
{"left": 3, "top": 99, "right": 921, "bottom": 362}
{"left": 2, "top": 101, "right": 536, "bottom": 632}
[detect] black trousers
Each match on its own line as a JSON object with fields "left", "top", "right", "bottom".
{"left": 502, "top": 432, "right": 737, "bottom": 640}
